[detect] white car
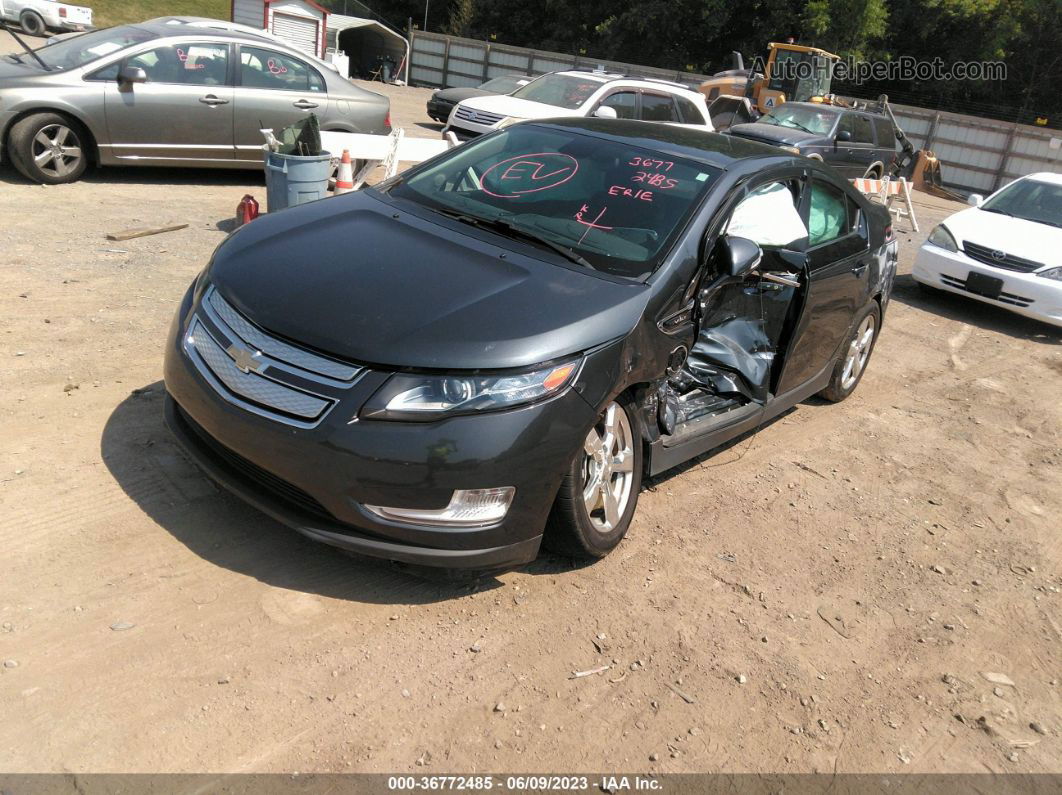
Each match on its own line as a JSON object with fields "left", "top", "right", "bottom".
{"left": 443, "top": 69, "right": 713, "bottom": 140}
{"left": 0, "top": 0, "right": 91, "bottom": 36}
{"left": 912, "top": 172, "right": 1062, "bottom": 328}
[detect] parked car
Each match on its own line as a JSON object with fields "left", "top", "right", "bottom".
{"left": 163, "top": 118, "right": 897, "bottom": 570}
{"left": 0, "top": 20, "right": 390, "bottom": 183}
{"left": 913, "top": 172, "right": 1062, "bottom": 327}
{"left": 727, "top": 102, "right": 897, "bottom": 179}
{"left": 426, "top": 74, "right": 532, "bottom": 123}
{"left": 443, "top": 69, "right": 713, "bottom": 140}
{"left": 0, "top": 0, "right": 91, "bottom": 37}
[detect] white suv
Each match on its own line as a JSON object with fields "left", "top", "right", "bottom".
{"left": 443, "top": 70, "right": 713, "bottom": 140}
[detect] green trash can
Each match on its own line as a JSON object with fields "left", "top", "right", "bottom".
{"left": 264, "top": 150, "right": 332, "bottom": 212}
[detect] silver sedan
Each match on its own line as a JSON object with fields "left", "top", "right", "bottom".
{"left": 0, "top": 20, "right": 391, "bottom": 183}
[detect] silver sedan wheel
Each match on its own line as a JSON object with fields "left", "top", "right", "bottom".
{"left": 32, "top": 124, "right": 83, "bottom": 179}
{"left": 581, "top": 401, "right": 636, "bottom": 534}
{"left": 840, "top": 313, "right": 876, "bottom": 390}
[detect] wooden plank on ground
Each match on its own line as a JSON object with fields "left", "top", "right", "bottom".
{"left": 105, "top": 224, "right": 188, "bottom": 241}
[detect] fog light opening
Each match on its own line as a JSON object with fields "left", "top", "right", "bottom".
{"left": 365, "top": 487, "right": 516, "bottom": 528}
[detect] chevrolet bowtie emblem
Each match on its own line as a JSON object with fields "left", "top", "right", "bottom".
{"left": 227, "top": 344, "right": 263, "bottom": 374}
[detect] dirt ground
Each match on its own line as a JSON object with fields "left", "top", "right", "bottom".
{"left": 1, "top": 31, "right": 1060, "bottom": 774}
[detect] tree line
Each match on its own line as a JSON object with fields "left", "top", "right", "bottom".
{"left": 334, "top": 0, "right": 1062, "bottom": 127}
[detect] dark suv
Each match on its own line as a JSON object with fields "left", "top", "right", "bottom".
{"left": 728, "top": 102, "right": 897, "bottom": 179}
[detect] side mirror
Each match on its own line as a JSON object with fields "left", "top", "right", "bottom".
{"left": 835, "top": 130, "right": 852, "bottom": 143}
{"left": 722, "top": 235, "right": 763, "bottom": 278}
{"left": 118, "top": 65, "right": 147, "bottom": 85}
{"left": 594, "top": 105, "right": 618, "bottom": 120}
{"left": 968, "top": 193, "right": 984, "bottom": 207}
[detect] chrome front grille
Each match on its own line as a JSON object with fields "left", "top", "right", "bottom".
{"left": 184, "top": 287, "right": 363, "bottom": 427}
{"left": 963, "top": 241, "right": 1043, "bottom": 273}
{"left": 454, "top": 106, "right": 505, "bottom": 126}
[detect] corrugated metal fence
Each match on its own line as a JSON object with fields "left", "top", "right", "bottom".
{"left": 409, "top": 30, "right": 1062, "bottom": 194}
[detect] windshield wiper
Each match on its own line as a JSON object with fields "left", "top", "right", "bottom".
{"left": 436, "top": 209, "right": 595, "bottom": 269}
{"left": 0, "top": 20, "right": 50, "bottom": 70}
{"left": 980, "top": 207, "right": 1014, "bottom": 217}
{"left": 783, "top": 119, "right": 815, "bottom": 134}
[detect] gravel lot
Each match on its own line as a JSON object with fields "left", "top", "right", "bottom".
{"left": 1, "top": 30, "right": 1060, "bottom": 774}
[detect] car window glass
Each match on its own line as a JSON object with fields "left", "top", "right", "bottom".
{"left": 851, "top": 114, "right": 875, "bottom": 144}
{"left": 761, "top": 105, "right": 836, "bottom": 135}
{"left": 809, "top": 181, "right": 863, "bottom": 246}
{"left": 126, "top": 43, "right": 228, "bottom": 86}
{"left": 240, "top": 46, "right": 324, "bottom": 92}
{"left": 641, "top": 94, "right": 679, "bottom": 122}
{"left": 389, "top": 124, "right": 722, "bottom": 279}
{"left": 86, "top": 61, "right": 120, "bottom": 81}
{"left": 873, "top": 117, "right": 894, "bottom": 147}
{"left": 599, "top": 91, "right": 638, "bottom": 119}
{"left": 510, "top": 74, "right": 604, "bottom": 109}
{"left": 674, "top": 95, "right": 702, "bottom": 124}
{"left": 726, "top": 181, "right": 808, "bottom": 248}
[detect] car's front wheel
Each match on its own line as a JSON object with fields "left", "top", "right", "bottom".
{"left": 544, "top": 397, "right": 643, "bottom": 558}
{"left": 8, "top": 113, "right": 89, "bottom": 184}
{"left": 820, "top": 302, "right": 881, "bottom": 402}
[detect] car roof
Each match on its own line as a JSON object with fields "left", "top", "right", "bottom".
{"left": 552, "top": 69, "right": 702, "bottom": 97}
{"left": 132, "top": 20, "right": 280, "bottom": 45}
{"left": 532, "top": 118, "right": 795, "bottom": 168}
{"left": 1023, "top": 172, "right": 1062, "bottom": 186}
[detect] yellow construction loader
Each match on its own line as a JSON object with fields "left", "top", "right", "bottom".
{"left": 700, "top": 41, "right": 841, "bottom": 128}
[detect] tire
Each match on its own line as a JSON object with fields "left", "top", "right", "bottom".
{"left": 864, "top": 164, "right": 883, "bottom": 179}
{"left": 543, "top": 396, "right": 644, "bottom": 559}
{"left": 7, "top": 113, "right": 90, "bottom": 184}
{"left": 19, "top": 10, "right": 45, "bottom": 36}
{"left": 820, "top": 302, "right": 881, "bottom": 403}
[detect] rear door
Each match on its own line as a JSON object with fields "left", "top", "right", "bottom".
{"left": 233, "top": 44, "right": 328, "bottom": 164}
{"left": 103, "top": 40, "right": 234, "bottom": 162}
{"left": 832, "top": 112, "right": 877, "bottom": 177}
{"left": 776, "top": 175, "right": 873, "bottom": 393}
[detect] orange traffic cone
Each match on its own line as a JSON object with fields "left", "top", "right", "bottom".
{"left": 335, "top": 150, "right": 355, "bottom": 195}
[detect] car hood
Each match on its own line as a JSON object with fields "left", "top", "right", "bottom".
{"left": 728, "top": 122, "right": 821, "bottom": 146}
{"left": 943, "top": 207, "right": 1062, "bottom": 268}
{"left": 207, "top": 192, "right": 650, "bottom": 370}
{"left": 434, "top": 86, "right": 492, "bottom": 104}
{"left": 460, "top": 94, "right": 584, "bottom": 120}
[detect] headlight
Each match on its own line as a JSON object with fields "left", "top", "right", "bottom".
{"left": 1039, "top": 267, "right": 1062, "bottom": 281}
{"left": 495, "top": 116, "right": 523, "bottom": 129}
{"left": 361, "top": 359, "right": 581, "bottom": 421}
{"left": 927, "top": 224, "right": 958, "bottom": 252}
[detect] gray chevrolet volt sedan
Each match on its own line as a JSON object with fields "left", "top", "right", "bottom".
{"left": 0, "top": 21, "right": 391, "bottom": 183}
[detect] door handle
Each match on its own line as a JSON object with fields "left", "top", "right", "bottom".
{"left": 199, "top": 95, "right": 229, "bottom": 106}
{"left": 851, "top": 263, "right": 869, "bottom": 277}
{"left": 293, "top": 99, "right": 319, "bottom": 109}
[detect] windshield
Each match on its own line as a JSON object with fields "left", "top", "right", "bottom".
{"left": 982, "top": 179, "right": 1062, "bottom": 228}
{"left": 32, "top": 25, "right": 156, "bottom": 72}
{"left": 760, "top": 105, "right": 837, "bottom": 135}
{"left": 479, "top": 75, "right": 525, "bottom": 94}
{"left": 510, "top": 74, "right": 605, "bottom": 109}
{"left": 386, "top": 124, "right": 720, "bottom": 279}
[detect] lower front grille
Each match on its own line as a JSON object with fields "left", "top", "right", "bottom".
{"left": 175, "top": 403, "right": 334, "bottom": 522}
{"left": 939, "top": 274, "right": 1034, "bottom": 307}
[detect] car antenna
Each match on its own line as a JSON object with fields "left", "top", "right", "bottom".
{"left": 0, "top": 20, "right": 51, "bottom": 70}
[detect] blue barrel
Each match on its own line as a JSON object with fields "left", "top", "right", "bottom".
{"left": 264, "top": 150, "right": 333, "bottom": 212}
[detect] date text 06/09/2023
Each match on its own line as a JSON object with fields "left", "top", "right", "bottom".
{"left": 386, "top": 775, "right": 664, "bottom": 791}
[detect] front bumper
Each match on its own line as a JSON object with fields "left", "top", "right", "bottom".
{"left": 426, "top": 98, "right": 455, "bottom": 122}
{"left": 912, "top": 243, "right": 1062, "bottom": 328}
{"left": 163, "top": 285, "right": 599, "bottom": 568}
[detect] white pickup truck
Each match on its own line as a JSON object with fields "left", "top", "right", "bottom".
{"left": 0, "top": 0, "right": 92, "bottom": 37}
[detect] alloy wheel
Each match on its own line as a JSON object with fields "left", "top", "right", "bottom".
{"left": 581, "top": 402, "right": 636, "bottom": 533}
{"left": 840, "top": 313, "right": 876, "bottom": 390}
{"left": 31, "top": 124, "right": 83, "bottom": 180}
